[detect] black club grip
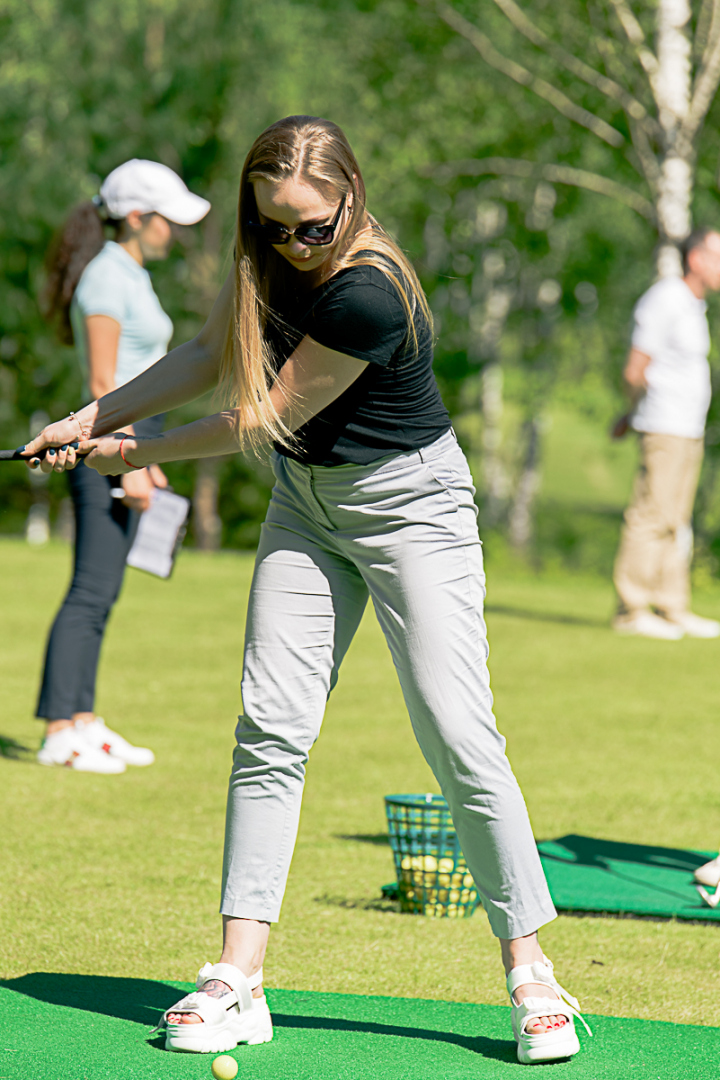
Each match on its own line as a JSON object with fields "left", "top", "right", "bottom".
{"left": 0, "top": 441, "right": 86, "bottom": 462}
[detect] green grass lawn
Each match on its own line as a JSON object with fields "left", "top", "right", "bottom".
{"left": 2, "top": 538, "right": 720, "bottom": 1030}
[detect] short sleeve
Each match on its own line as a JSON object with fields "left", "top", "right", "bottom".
{"left": 74, "top": 256, "right": 126, "bottom": 323}
{"left": 631, "top": 281, "right": 675, "bottom": 357}
{"left": 307, "top": 266, "right": 409, "bottom": 367}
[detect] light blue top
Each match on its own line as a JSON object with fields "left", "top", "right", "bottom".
{"left": 71, "top": 241, "right": 173, "bottom": 398}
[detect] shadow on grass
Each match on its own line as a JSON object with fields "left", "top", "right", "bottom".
{"left": 0, "top": 734, "right": 33, "bottom": 761}
{"left": 0, "top": 973, "right": 178, "bottom": 1026}
{"left": 540, "top": 835, "right": 720, "bottom": 922}
{"left": 335, "top": 833, "right": 390, "bottom": 845}
{"left": 272, "top": 1012, "right": 516, "bottom": 1064}
{"left": 485, "top": 605, "right": 607, "bottom": 629}
{"left": 313, "top": 892, "right": 398, "bottom": 913}
{"left": 0, "top": 973, "right": 516, "bottom": 1064}
{"left": 541, "top": 835, "right": 710, "bottom": 874}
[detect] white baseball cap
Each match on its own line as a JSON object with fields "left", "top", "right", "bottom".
{"left": 99, "top": 159, "right": 211, "bottom": 225}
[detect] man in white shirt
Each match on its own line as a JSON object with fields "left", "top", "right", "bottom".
{"left": 613, "top": 227, "right": 720, "bottom": 640}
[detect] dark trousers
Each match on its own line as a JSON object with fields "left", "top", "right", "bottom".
{"left": 36, "top": 416, "right": 163, "bottom": 721}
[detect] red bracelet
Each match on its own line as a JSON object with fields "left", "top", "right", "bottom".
{"left": 119, "top": 437, "right": 143, "bottom": 470}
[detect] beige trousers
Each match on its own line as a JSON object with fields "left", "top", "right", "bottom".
{"left": 613, "top": 432, "right": 704, "bottom": 617}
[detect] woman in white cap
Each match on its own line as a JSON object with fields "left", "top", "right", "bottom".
{"left": 35, "top": 159, "right": 210, "bottom": 774}
{"left": 26, "top": 119, "right": 587, "bottom": 1064}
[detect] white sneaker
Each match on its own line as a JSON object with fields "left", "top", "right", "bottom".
{"left": 612, "top": 612, "right": 684, "bottom": 640}
{"left": 665, "top": 612, "right": 720, "bottom": 639}
{"left": 694, "top": 855, "right": 720, "bottom": 887}
{"left": 37, "top": 726, "right": 126, "bottom": 773}
{"left": 80, "top": 717, "right": 155, "bottom": 766}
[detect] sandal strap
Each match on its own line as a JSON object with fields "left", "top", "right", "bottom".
{"left": 197, "top": 962, "right": 263, "bottom": 1009}
{"left": 156, "top": 961, "right": 263, "bottom": 1031}
{"left": 507, "top": 959, "right": 560, "bottom": 998}
{"left": 157, "top": 987, "right": 233, "bottom": 1031}
{"left": 160, "top": 989, "right": 229, "bottom": 1026}
{"left": 696, "top": 882, "right": 720, "bottom": 908}
{"left": 507, "top": 958, "right": 592, "bottom": 1037}
{"left": 513, "top": 995, "right": 591, "bottom": 1038}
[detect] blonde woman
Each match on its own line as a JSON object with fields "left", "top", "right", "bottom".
{"left": 26, "top": 117, "right": 587, "bottom": 1064}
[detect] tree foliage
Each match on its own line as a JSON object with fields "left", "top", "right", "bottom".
{"left": 3, "top": 0, "right": 720, "bottom": 564}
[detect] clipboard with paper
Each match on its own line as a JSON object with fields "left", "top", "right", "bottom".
{"left": 126, "top": 487, "right": 191, "bottom": 579}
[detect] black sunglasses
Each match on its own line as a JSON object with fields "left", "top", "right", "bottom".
{"left": 247, "top": 196, "right": 346, "bottom": 247}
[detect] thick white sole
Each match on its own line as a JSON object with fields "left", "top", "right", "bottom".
{"left": 516, "top": 1026, "right": 580, "bottom": 1064}
{"left": 36, "top": 752, "right": 126, "bottom": 774}
{"left": 695, "top": 857, "right": 720, "bottom": 888}
{"left": 165, "top": 998, "right": 273, "bottom": 1054}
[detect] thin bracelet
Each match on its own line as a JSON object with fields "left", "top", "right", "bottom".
{"left": 68, "top": 411, "right": 92, "bottom": 440}
{"left": 119, "top": 437, "right": 143, "bottom": 470}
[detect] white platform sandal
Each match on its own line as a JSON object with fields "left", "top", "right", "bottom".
{"left": 507, "top": 957, "right": 591, "bottom": 1065}
{"left": 160, "top": 962, "right": 273, "bottom": 1053}
{"left": 694, "top": 854, "right": 720, "bottom": 888}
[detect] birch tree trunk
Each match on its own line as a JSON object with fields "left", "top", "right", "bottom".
{"left": 424, "top": 0, "right": 720, "bottom": 551}
{"left": 480, "top": 361, "right": 509, "bottom": 526}
{"left": 473, "top": 281, "right": 513, "bottom": 525}
{"left": 428, "top": 0, "right": 720, "bottom": 278}
{"left": 654, "top": 0, "right": 694, "bottom": 277}
{"left": 508, "top": 414, "right": 542, "bottom": 549}
{"left": 193, "top": 457, "right": 223, "bottom": 551}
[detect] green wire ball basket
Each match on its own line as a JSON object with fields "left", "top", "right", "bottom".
{"left": 383, "top": 793, "right": 480, "bottom": 918}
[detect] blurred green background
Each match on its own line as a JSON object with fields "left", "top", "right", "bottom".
{"left": 3, "top": 0, "right": 720, "bottom": 577}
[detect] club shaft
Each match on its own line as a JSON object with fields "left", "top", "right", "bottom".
{"left": 0, "top": 442, "right": 87, "bottom": 462}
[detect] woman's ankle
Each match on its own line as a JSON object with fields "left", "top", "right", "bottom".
{"left": 220, "top": 915, "right": 270, "bottom": 995}
{"left": 500, "top": 932, "right": 544, "bottom": 976}
{"left": 215, "top": 957, "right": 265, "bottom": 999}
{"left": 45, "top": 719, "right": 74, "bottom": 736}
{"left": 72, "top": 712, "right": 95, "bottom": 726}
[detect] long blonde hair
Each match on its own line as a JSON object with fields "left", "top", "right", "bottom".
{"left": 219, "top": 115, "right": 432, "bottom": 450}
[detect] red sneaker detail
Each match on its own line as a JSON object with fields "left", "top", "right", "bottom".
{"left": 102, "top": 742, "right": 112, "bottom": 754}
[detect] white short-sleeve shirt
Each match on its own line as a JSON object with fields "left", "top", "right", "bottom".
{"left": 71, "top": 241, "right": 173, "bottom": 397}
{"left": 631, "top": 275, "right": 711, "bottom": 440}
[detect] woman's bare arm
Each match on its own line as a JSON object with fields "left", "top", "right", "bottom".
{"left": 73, "top": 335, "right": 368, "bottom": 474}
{"left": 25, "top": 268, "right": 235, "bottom": 461}
{"left": 82, "top": 312, "right": 155, "bottom": 510}
{"left": 85, "top": 315, "right": 121, "bottom": 400}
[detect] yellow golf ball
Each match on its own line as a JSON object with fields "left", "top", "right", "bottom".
{"left": 211, "top": 1055, "right": 238, "bottom": 1080}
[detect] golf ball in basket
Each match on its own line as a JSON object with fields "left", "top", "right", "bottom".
{"left": 211, "top": 1055, "right": 238, "bottom": 1080}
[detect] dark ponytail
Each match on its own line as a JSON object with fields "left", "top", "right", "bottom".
{"left": 42, "top": 202, "right": 120, "bottom": 344}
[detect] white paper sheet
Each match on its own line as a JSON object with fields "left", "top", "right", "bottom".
{"left": 126, "top": 488, "right": 191, "bottom": 579}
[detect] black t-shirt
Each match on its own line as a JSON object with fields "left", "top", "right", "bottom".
{"left": 267, "top": 259, "right": 451, "bottom": 466}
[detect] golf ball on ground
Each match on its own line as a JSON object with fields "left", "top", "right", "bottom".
{"left": 211, "top": 1055, "right": 238, "bottom": 1080}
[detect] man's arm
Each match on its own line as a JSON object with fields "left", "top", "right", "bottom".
{"left": 612, "top": 347, "right": 651, "bottom": 439}
{"left": 623, "top": 347, "right": 651, "bottom": 406}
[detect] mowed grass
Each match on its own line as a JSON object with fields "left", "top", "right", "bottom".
{"left": 2, "top": 538, "right": 720, "bottom": 1028}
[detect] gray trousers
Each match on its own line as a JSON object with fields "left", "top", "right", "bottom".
{"left": 221, "top": 430, "right": 556, "bottom": 940}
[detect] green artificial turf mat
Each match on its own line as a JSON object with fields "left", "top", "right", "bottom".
{"left": 539, "top": 835, "right": 720, "bottom": 921}
{"left": 1, "top": 977, "right": 717, "bottom": 1079}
